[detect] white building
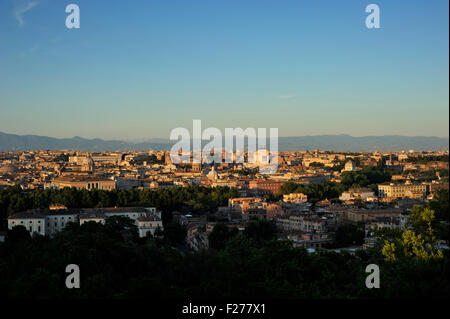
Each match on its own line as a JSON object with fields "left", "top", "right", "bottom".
{"left": 84, "top": 207, "right": 163, "bottom": 237}
{"left": 45, "top": 211, "right": 80, "bottom": 234}
{"left": 8, "top": 207, "right": 163, "bottom": 238}
{"left": 339, "top": 188, "right": 377, "bottom": 202}
{"left": 137, "top": 216, "right": 163, "bottom": 237}
{"left": 342, "top": 160, "right": 358, "bottom": 172}
{"left": 8, "top": 210, "right": 47, "bottom": 236}
{"left": 8, "top": 209, "right": 80, "bottom": 236}
{"left": 276, "top": 215, "right": 331, "bottom": 234}
{"left": 102, "top": 207, "right": 148, "bottom": 220}
{"left": 79, "top": 211, "right": 106, "bottom": 225}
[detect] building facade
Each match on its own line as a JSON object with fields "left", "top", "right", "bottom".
{"left": 378, "top": 183, "right": 428, "bottom": 200}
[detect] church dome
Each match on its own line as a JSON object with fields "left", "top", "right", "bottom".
{"left": 207, "top": 167, "right": 218, "bottom": 180}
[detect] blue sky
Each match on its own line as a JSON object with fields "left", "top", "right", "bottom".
{"left": 0, "top": 0, "right": 448, "bottom": 140}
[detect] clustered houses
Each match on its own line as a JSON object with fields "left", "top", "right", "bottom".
{"left": 182, "top": 183, "right": 445, "bottom": 251}
{"left": 1, "top": 149, "right": 448, "bottom": 252}
{"left": 275, "top": 207, "right": 338, "bottom": 248}
{"left": 182, "top": 195, "right": 337, "bottom": 250}
{"left": 8, "top": 206, "right": 163, "bottom": 238}
{"left": 0, "top": 149, "right": 448, "bottom": 198}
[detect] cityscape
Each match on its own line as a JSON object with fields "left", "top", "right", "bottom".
{"left": 0, "top": 0, "right": 448, "bottom": 313}
{"left": 0, "top": 147, "right": 448, "bottom": 298}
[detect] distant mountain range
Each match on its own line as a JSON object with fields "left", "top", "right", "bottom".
{"left": 0, "top": 132, "right": 448, "bottom": 152}
{"left": 0, "top": 132, "right": 171, "bottom": 152}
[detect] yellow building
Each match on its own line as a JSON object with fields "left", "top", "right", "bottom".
{"left": 378, "top": 183, "right": 428, "bottom": 200}
{"left": 45, "top": 176, "right": 116, "bottom": 191}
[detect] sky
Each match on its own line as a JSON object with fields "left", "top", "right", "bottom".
{"left": 0, "top": 0, "right": 448, "bottom": 140}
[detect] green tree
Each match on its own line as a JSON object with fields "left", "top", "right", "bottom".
{"left": 331, "top": 224, "right": 365, "bottom": 248}
{"left": 6, "top": 225, "right": 31, "bottom": 243}
{"left": 163, "top": 221, "right": 187, "bottom": 246}
{"left": 382, "top": 207, "right": 444, "bottom": 262}
{"left": 209, "top": 224, "right": 238, "bottom": 250}
{"left": 244, "top": 220, "right": 277, "bottom": 243}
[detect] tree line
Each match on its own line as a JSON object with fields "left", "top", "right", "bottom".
{"left": 1, "top": 216, "right": 448, "bottom": 299}
{"left": 0, "top": 185, "right": 239, "bottom": 230}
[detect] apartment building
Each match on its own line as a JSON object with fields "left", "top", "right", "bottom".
{"left": 327, "top": 206, "right": 404, "bottom": 223}
{"left": 378, "top": 183, "right": 428, "bottom": 200}
{"left": 79, "top": 211, "right": 106, "bottom": 225}
{"left": 283, "top": 192, "right": 308, "bottom": 203}
{"left": 45, "top": 176, "right": 116, "bottom": 191}
{"left": 242, "top": 207, "right": 267, "bottom": 222}
{"left": 228, "top": 197, "right": 264, "bottom": 210}
{"left": 45, "top": 210, "right": 80, "bottom": 234}
{"left": 81, "top": 207, "right": 163, "bottom": 236}
{"left": 339, "top": 188, "right": 376, "bottom": 202}
{"left": 8, "top": 207, "right": 162, "bottom": 238}
{"left": 276, "top": 215, "right": 329, "bottom": 234}
{"left": 8, "top": 210, "right": 47, "bottom": 236}
{"left": 249, "top": 180, "right": 284, "bottom": 195}
{"left": 137, "top": 215, "right": 163, "bottom": 237}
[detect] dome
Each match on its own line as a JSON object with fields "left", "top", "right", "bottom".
{"left": 207, "top": 167, "right": 218, "bottom": 180}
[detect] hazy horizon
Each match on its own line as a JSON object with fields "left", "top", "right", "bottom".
{"left": 0, "top": 130, "right": 449, "bottom": 141}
